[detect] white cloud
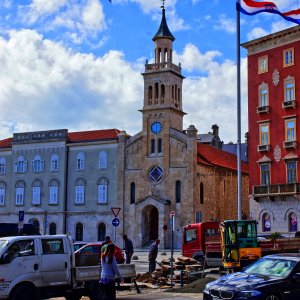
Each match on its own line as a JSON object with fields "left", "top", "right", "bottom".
{"left": 247, "top": 27, "right": 269, "bottom": 40}
{"left": 214, "top": 14, "right": 236, "bottom": 34}
{"left": 82, "top": 0, "right": 106, "bottom": 32}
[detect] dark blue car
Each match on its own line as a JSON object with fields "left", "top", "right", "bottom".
{"left": 203, "top": 253, "right": 300, "bottom": 300}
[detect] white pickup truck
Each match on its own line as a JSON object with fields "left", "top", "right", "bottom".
{"left": 0, "top": 234, "right": 136, "bottom": 300}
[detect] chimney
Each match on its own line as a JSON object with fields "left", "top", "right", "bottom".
{"left": 212, "top": 124, "right": 219, "bottom": 137}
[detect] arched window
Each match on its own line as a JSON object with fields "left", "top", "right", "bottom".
{"left": 172, "top": 86, "right": 174, "bottom": 99}
{"left": 32, "top": 155, "right": 44, "bottom": 172}
{"left": 49, "top": 223, "right": 57, "bottom": 235}
{"left": 262, "top": 213, "right": 271, "bottom": 232}
{"left": 0, "top": 181, "right": 6, "bottom": 206}
{"left": 158, "top": 138, "right": 162, "bottom": 153}
{"left": 98, "top": 223, "right": 106, "bottom": 241}
{"left": 32, "top": 179, "right": 42, "bottom": 205}
{"left": 15, "top": 180, "right": 25, "bottom": 206}
{"left": 29, "top": 219, "right": 40, "bottom": 234}
{"left": 76, "top": 223, "right": 83, "bottom": 241}
{"left": 175, "top": 180, "right": 181, "bottom": 203}
{"left": 200, "top": 182, "right": 204, "bottom": 204}
{"left": 51, "top": 154, "right": 59, "bottom": 171}
{"left": 151, "top": 139, "right": 155, "bottom": 154}
{"left": 155, "top": 83, "right": 159, "bottom": 98}
{"left": 175, "top": 84, "right": 178, "bottom": 100}
{"left": 76, "top": 152, "right": 85, "bottom": 171}
{"left": 289, "top": 212, "right": 297, "bottom": 232}
{"left": 161, "top": 84, "right": 165, "bottom": 98}
{"left": 0, "top": 157, "right": 6, "bottom": 174}
{"left": 98, "top": 177, "right": 108, "bottom": 204}
{"left": 15, "top": 156, "right": 27, "bottom": 173}
{"left": 49, "top": 179, "right": 59, "bottom": 205}
{"left": 148, "top": 86, "right": 153, "bottom": 99}
{"left": 75, "top": 178, "right": 86, "bottom": 204}
{"left": 130, "top": 182, "right": 135, "bottom": 204}
{"left": 99, "top": 151, "right": 108, "bottom": 170}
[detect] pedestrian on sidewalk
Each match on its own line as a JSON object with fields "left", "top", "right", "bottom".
{"left": 99, "top": 243, "right": 124, "bottom": 300}
{"left": 123, "top": 235, "right": 134, "bottom": 264}
{"left": 148, "top": 239, "right": 160, "bottom": 273}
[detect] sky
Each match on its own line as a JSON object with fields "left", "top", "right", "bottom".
{"left": 0, "top": 0, "right": 299, "bottom": 143}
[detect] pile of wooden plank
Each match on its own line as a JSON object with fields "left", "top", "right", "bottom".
{"left": 136, "top": 256, "right": 203, "bottom": 287}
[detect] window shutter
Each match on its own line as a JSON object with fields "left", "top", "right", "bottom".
{"left": 31, "top": 160, "right": 34, "bottom": 171}
{"left": 24, "top": 161, "right": 28, "bottom": 172}
{"left": 14, "top": 162, "right": 18, "bottom": 173}
{"left": 41, "top": 160, "right": 45, "bottom": 171}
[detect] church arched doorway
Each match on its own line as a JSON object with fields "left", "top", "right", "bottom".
{"left": 142, "top": 205, "right": 159, "bottom": 246}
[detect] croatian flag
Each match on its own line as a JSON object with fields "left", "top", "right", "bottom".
{"left": 237, "top": 0, "right": 300, "bottom": 25}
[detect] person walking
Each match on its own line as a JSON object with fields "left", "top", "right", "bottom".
{"left": 99, "top": 243, "right": 124, "bottom": 300}
{"left": 101, "top": 236, "right": 112, "bottom": 254}
{"left": 123, "top": 235, "right": 134, "bottom": 264}
{"left": 148, "top": 239, "right": 160, "bottom": 273}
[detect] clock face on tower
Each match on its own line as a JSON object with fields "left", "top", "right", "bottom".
{"left": 151, "top": 122, "right": 162, "bottom": 134}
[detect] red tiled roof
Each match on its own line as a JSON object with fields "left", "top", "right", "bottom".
{"left": 0, "top": 138, "right": 12, "bottom": 148}
{"left": 68, "top": 129, "right": 121, "bottom": 142}
{"left": 197, "top": 143, "right": 248, "bottom": 173}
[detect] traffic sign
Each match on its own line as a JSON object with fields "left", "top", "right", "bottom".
{"left": 170, "top": 210, "right": 175, "bottom": 217}
{"left": 111, "top": 207, "right": 121, "bottom": 218}
{"left": 19, "top": 211, "right": 24, "bottom": 222}
{"left": 112, "top": 217, "right": 120, "bottom": 227}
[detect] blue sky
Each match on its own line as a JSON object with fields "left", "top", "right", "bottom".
{"left": 0, "top": 0, "right": 299, "bottom": 143}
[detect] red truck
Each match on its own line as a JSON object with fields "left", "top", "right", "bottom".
{"left": 182, "top": 222, "right": 300, "bottom": 270}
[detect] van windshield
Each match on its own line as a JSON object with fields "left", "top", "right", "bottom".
{"left": 0, "top": 240, "right": 9, "bottom": 252}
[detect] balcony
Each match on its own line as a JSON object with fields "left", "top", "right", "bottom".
{"left": 256, "top": 106, "right": 269, "bottom": 114}
{"left": 282, "top": 100, "right": 296, "bottom": 109}
{"left": 253, "top": 183, "right": 300, "bottom": 201}
{"left": 257, "top": 144, "right": 270, "bottom": 152}
{"left": 283, "top": 140, "right": 297, "bottom": 149}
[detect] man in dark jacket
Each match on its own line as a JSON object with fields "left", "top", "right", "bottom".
{"left": 148, "top": 239, "right": 160, "bottom": 272}
{"left": 123, "top": 235, "right": 134, "bottom": 264}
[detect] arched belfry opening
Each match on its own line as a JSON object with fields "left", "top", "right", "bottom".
{"left": 141, "top": 205, "right": 159, "bottom": 246}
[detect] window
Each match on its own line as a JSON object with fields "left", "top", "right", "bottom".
{"left": 99, "top": 151, "right": 108, "bottom": 169}
{"left": 287, "top": 161, "right": 297, "bottom": 183}
{"left": 259, "top": 124, "right": 269, "bottom": 145}
{"left": 195, "top": 211, "right": 202, "bottom": 223}
{"left": 98, "top": 177, "right": 108, "bottom": 204}
{"left": 284, "top": 77, "right": 295, "bottom": 102}
{"left": 259, "top": 83, "right": 268, "bottom": 107}
{"left": 200, "top": 182, "right": 204, "bottom": 204}
{"left": 285, "top": 119, "right": 296, "bottom": 141}
{"left": 14, "top": 156, "right": 27, "bottom": 173}
{"left": 76, "top": 152, "right": 85, "bottom": 171}
{"left": 31, "top": 155, "right": 44, "bottom": 172}
{"left": 261, "top": 164, "right": 270, "bottom": 185}
{"left": 283, "top": 48, "right": 294, "bottom": 67}
{"left": 0, "top": 158, "right": 6, "bottom": 175}
{"left": 49, "top": 184, "right": 59, "bottom": 205}
{"left": 75, "top": 186, "right": 84, "bottom": 204}
{"left": 148, "top": 86, "right": 153, "bottom": 99}
{"left": 175, "top": 180, "right": 181, "bottom": 203}
{"left": 76, "top": 223, "right": 83, "bottom": 241}
{"left": 130, "top": 182, "right": 135, "bottom": 204}
{"left": 151, "top": 139, "right": 155, "bottom": 154}
{"left": 258, "top": 55, "right": 268, "bottom": 74}
{"left": 50, "top": 154, "right": 59, "bottom": 172}
{"left": 49, "top": 223, "right": 57, "bottom": 235}
{"left": 289, "top": 212, "right": 297, "bottom": 232}
{"left": 0, "top": 182, "right": 5, "bottom": 206}
{"left": 15, "top": 181, "right": 25, "bottom": 206}
{"left": 262, "top": 213, "right": 271, "bottom": 232}
{"left": 158, "top": 138, "right": 162, "bottom": 153}
{"left": 32, "top": 187, "right": 41, "bottom": 205}
{"left": 42, "top": 239, "right": 64, "bottom": 254}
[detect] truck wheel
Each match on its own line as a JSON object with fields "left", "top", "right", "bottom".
{"left": 10, "top": 284, "right": 37, "bottom": 300}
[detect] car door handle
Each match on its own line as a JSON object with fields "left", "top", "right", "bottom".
{"left": 34, "top": 263, "right": 38, "bottom": 270}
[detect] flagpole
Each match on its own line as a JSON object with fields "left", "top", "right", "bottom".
{"left": 236, "top": 1, "right": 242, "bottom": 220}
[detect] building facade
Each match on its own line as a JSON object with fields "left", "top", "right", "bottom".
{"left": 242, "top": 26, "right": 300, "bottom": 236}
{"left": 0, "top": 7, "right": 249, "bottom": 249}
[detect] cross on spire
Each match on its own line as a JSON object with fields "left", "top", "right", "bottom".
{"left": 161, "top": 0, "right": 165, "bottom": 9}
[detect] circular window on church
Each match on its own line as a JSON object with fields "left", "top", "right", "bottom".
{"left": 149, "top": 166, "right": 164, "bottom": 183}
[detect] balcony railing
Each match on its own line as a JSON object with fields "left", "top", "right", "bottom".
{"left": 145, "top": 62, "right": 182, "bottom": 74}
{"left": 282, "top": 100, "right": 296, "bottom": 109}
{"left": 283, "top": 140, "right": 297, "bottom": 149}
{"left": 257, "top": 144, "right": 270, "bottom": 152}
{"left": 253, "top": 183, "right": 300, "bottom": 197}
{"left": 256, "top": 106, "right": 269, "bottom": 114}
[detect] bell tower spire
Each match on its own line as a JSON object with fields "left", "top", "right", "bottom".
{"left": 141, "top": 3, "right": 185, "bottom": 132}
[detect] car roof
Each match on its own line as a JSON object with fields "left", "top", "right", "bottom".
{"left": 0, "top": 234, "right": 68, "bottom": 242}
{"left": 264, "top": 253, "right": 300, "bottom": 262}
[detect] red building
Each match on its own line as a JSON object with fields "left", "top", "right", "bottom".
{"left": 242, "top": 26, "right": 300, "bottom": 235}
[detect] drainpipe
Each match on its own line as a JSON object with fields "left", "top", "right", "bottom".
{"left": 63, "top": 146, "right": 69, "bottom": 234}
